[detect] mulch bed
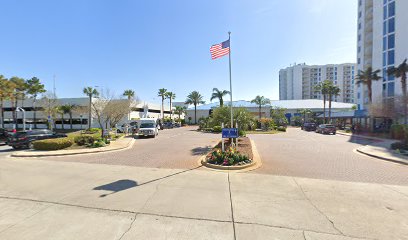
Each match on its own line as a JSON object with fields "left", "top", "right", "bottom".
{"left": 209, "top": 137, "right": 253, "bottom": 160}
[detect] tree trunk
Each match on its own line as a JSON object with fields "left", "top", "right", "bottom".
{"left": 220, "top": 98, "right": 223, "bottom": 107}
{"left": 328, "top": 93, "right": 332, "bottom": 123}
{"left": 170, "top": 99, "right": 172, "bottom": 120}
{"left": 402, "top": 75, "right": 407, "bottom": 124}
{"left": 0, "top": 99, "right": 3, "bottom": 128}
{"left": 88, "top": 96, "right": 92, "bottom": 129}
{"left": 61, "top": 114, "right": 64, "bottom": 130}
{"left": 161, "top": 98, "right": 164, "bottom": 120}
{"left": 259, "top": 105, "right": 261, "bottom": 119}
{"left": 70, "top": 112, "right": 73, "bottom": 129}
{"left": 14, "top": 99, "right": 18, "bottom": 129}
{"left": 368, "top": 81, "right": 373, "bottom": 104}
{"left": 194, "top": 104, "right": 197, "bottom": 124}
{"left": 33, "top": 98, "right": 37, "bottom": 129}
{"left": 323, "top": 95, "right": 326, "bottom": 124}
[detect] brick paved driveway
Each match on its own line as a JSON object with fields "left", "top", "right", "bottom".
{"left": 46, "top": 126, "right": 220, "bottom": 169}
{"left": 250, "top": 128, "right": 408, "bottom": 185}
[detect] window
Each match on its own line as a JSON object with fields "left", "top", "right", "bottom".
{"left": 383, "top": 22, "right": 387, "bottom": 35}
{"left": 388, "top": 50, "right": 395, "bottom": 65}
{"left": 388, "top": 82, "right": 395, "bottom": 97}
{"left": 358, "top": 23, "right": 361, "bottom": 30}
{"left": 383, "top": 68, "right": 387, "bottom": 81}
{"left": 383, "top": 37, "right": 386, "bottom": 51}
{"left": 383, "top": 52, "right": 387, "bottom": 66}
{"left": 388, "top": 18, "right": 395, "bottom": 33}
{"left": 359, "top": 11, "right": 362, "bottom": 18}
{"left": 388, "top": 34, "right": 395, "bottom": 49}
{"left": 388, "top": 2, "right": 395, "bottom": 17}
{"left": 358, "top": 46, "right": 361, "bottom": 53}
{"left": 383, "top": 5, "right": 387, "bottom": 20}
{"left": 358, "top": 58, "right": 361, "bottom": 64}
{"left": 358, "top": 34, "right": 361, "bottom": 41}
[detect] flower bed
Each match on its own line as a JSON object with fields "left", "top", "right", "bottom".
{"left": 205, "top": 137, "right": 253, "bottom": 167}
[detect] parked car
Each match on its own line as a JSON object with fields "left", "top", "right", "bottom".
{"left": 7, "top": 129, "right": 67, "bottom": 149}
{"left": 301, "top": 123, "right": 316, "bottom": 131}
{"left": 0, "top": 128, "right": 10, "bottom": 145}
{"left": 316, "top": 124, "right": 336, "bottom": 135}
{"left": 173, "top": 122, "right": 181, "bottom": 128}
{"left": 163, "top": 122, "right": 174, "bottom": 129}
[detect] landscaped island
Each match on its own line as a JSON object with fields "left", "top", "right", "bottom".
{"left": 203, "top": 137, "right": 254, "bottom": 169}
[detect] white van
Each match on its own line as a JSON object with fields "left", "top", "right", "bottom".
{"left": 137, "top": 118, "right": 159, "bottom": 138}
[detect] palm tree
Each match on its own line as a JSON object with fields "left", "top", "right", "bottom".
{"left": 165, "top": 92, "right": 176, "bottom": 119}
{"left": 298, "top": 109, "right": 312, "bottom": 125}
{"left": 327, "top": 84, "right": 341, "bottom": 123}
{"left": 158, "top": 88, "right": 168, "bottom": 120}
{"left": 174, "top": 106, "right": 186, "bottom": 121}
{"left": 388, "top": 59, "right": 408, "bottom": 124}
{"left": 26, "top": 77, "right": 46, "bottom": 129}
{"left": 83, "top": 87, "right": 99, "bottom": 129}
{"left": 123, "top": 89, "right": 135, "bottom": 100}
{"left": 250, "top": 95, "right": 271, "bottom": 119}
{"left": 314, "top": 81, "right": 330, "bottom": 124}
{"left": 59, "top": 104, "right": 77, "bottom": 130}
{"left": 210, "top": 88, "right": 230, "bottom": 107}
{"left": 356, "top": 67, "right": 382, "bottom": 104}
{"left": 185, "top": 91, "right": 205, "bottom": 124}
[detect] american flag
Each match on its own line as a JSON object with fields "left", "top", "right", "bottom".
{"left": 210, "top": 39, "right": 230, "bottom": 60}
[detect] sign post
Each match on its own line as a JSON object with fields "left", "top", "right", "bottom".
{"left": 221, "top": 123, "right": 225, "bottom": 152}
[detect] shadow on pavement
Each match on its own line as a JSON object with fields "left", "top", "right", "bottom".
{"left": 191, "top": 146, "right": 213, "bottom": 156}
{"left": 347, "top": 135, "right": 383, "bottom": 146}
{"left": 93, "top": 179, "right": 138, "bottom": 198}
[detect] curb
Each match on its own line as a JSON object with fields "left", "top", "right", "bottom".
{"left": 10, "top": 138, "right": 136, "bottom": 158}
{"left": 356, "top": 147, "right": 408, "bottom": 166}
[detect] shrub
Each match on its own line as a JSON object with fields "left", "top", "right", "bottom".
{"left": 33, "top": 138, "right": 73, "bottom": 151}
{"left": 213, "top": 126, "right": 222, "bottom": 133}
{"left": 92, "top": 139, "right": 106, "bottom": 148}
{"left": 74, "top": 135, "right": 99, "bottom": 146}
{"left": 239, "top": 129, "right": 246, "bottom": 137}
{"left": 277, "top": 126, "right": 287, "bottom": 132}
{"left": 390, "top": 124, "right": 407, "bottom": 140}
{"left": 83, "top": 128, "right": 101, "bottom": 134}
{"left": 207, "top": 147, "right": 250, "bottom": 166}
{"left": 259, "top": 118, "right": 274, "bottom": 131}
{"left": 391, "top": 141, "right": 408, "bottom": 150}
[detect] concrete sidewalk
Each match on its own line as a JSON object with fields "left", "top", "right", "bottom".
{"left": 0, "top": 158, "right": 407, "bottom": 239}
{"left": 337, "top": 131, "right": 408, "bottom": 165}
{"left": 10, "top": 136, "right": 135, "bottom": 157}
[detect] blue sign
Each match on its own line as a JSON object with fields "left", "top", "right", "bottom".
{"left": 222, "top": 128, "right": 238, "bottom": 138}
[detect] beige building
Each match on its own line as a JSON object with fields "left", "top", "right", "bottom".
{"left": 279, "top": 63, "right": 357, "bottom": 103}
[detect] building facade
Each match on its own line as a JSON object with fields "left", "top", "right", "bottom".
{"left": 279, "top": 63, "right": 357, "bottom": 103}
{"left": 356, "top": 0, "right": 408, "bottom": 111}
{"left": 0, "top": 98, "right": 174, "bottom": 130}
{"left": 186, "top": 100, "right": 355, "bottom": 124}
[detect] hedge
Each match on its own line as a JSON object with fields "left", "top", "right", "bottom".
{"left": 33, "top": 138, "right": 73, "bottom": 151}
{"left": 213, "top": 126, "right": 222, "bottom": 133}
{"left": 277, "top": 126, "right": 287, "bottom": 132}
{"left": 74, "top": 135, "right": 100, "bottom": 146}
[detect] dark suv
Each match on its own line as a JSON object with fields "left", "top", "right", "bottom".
{"left": 8, "top": 130, "right": 67, "bottom": 149}
{"left": 301, "top": 123, "right": 316, "bottom": 131}
{"left": 316, "top": 124, "right": 336, "bottom": 135}
{"left": 0, "top": 128, "right": 10, "bottom": 145}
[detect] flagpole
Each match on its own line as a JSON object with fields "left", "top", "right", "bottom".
{"left": 228, "top": 31, "right": 233, "bottom": 129}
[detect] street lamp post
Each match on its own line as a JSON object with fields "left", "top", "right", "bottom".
{"left": 16, "top": 107, "right": 26, "bottom": 131}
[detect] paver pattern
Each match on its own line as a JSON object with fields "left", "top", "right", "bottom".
{"left": 42, "top": 126, "right": 220, "bottom": 169}
{"left": 250, "top": 128, "right": 408, "bottom": 185}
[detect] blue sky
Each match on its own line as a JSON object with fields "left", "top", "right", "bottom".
{"left": 0, "top": 0, "right": 357, "bottom": 105}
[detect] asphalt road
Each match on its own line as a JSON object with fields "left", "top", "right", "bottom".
{"left": 40, "top": 126, "right": 220, "bottom": 169}
{"left": 249, "top": 128, "right": 408, "bottom": 185}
